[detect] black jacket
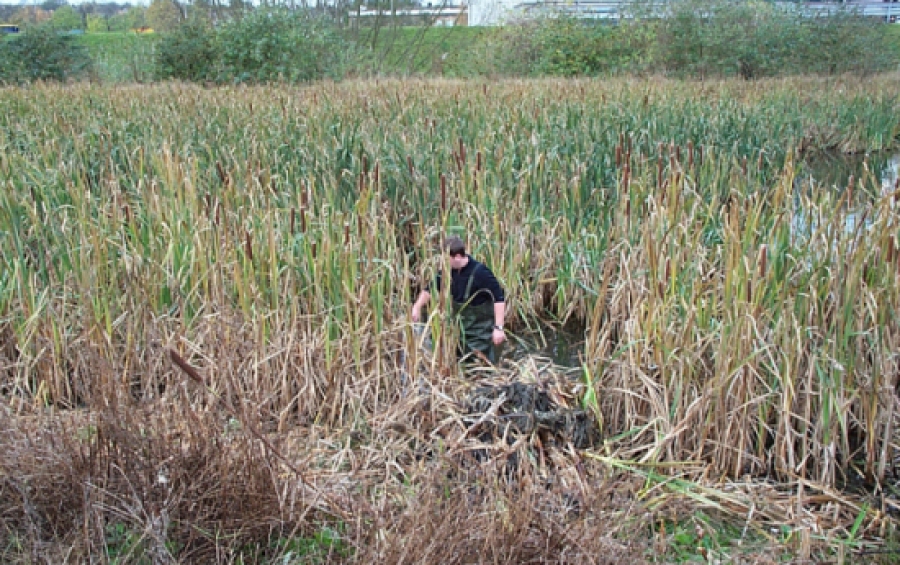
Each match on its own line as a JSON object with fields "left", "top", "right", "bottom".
{"left": 434, "top": 256, "right": 505, "bottom": 307}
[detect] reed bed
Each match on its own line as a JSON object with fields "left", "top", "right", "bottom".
{"left": 2, "top": 75, "right": 900, "bottom": 560}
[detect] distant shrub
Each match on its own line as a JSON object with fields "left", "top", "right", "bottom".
{"left": 654, "top": 0, "right": 898, "bottom": 78}
{"left": 153, "top": 9, "right": 364, "bottom": 84}
{"left": 0, "top": 26, "right": 92, "bottom": 84}
{"left": 154, "top": 20, "right": 217, "bottom": 81}
{"left": 215, "top": 8, "right": 349, "bottom": 83}
{"left": 479, "top": 0, "right": 899, "bottom": 79}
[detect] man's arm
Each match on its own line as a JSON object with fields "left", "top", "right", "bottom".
{"left": 492, "top": 301, "right": 506, "bottom": 345}
{"left": 411, "top": 290, "right": 431, "bottom": 323}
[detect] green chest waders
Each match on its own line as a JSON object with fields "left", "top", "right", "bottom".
{"left": 451, "top": 266, "right": 497, "bottom": 364}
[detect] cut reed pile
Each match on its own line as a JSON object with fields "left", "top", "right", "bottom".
{"left": 1, "top": 76, "right": 900, "bottom": 560}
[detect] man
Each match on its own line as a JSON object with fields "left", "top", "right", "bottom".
{"left": 411, "top": 236, "right": 507, "bottom": 364}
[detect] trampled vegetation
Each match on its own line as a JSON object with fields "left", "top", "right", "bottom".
{"left": 1, "top": 76, "right": 900, "bottom": 562}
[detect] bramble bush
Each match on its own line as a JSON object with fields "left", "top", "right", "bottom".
{"left": 155, "top": 8, "right": 364, "bottom": 84}
{"left": 475, "top": 0, "right": 899, "bottom": 79}
{"left": 154, "top": 19, "right": 217, "bottom": 82}
{"left": 0, "top": 26, "right": 92, "bottom": 84}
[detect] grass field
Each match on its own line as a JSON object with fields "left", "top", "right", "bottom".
{"left": 354, "top": 26, "right": 487, "bottom": 75}
{"left": 2, "top": 75, "right": 900, "bottom": 562}
{"left": 73, "top": 31, "right": 158, "bottom": 82}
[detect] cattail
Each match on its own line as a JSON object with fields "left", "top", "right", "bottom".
{"left": 357, "top": 214, "right": 363, "bottom": 236}
{"left": 301, "top": 181, "right": 308, "bottom": 209}
{"left": 657, "top": 157, "right": 664, "bottom": 189}
{"left": 169, "top": 349, "right": 204, "bottom": 385}
{"left": 758, "top": 244, "right": 767, "bottom": 279}
{"left": 216, "top": 161, "right": 228, "bottom": 185}
{"left": 358, "top": 171, "right": 365, "bottom": 192}
{"left": 746, "top": 279, "right": 752, "bottom": 303}
{"left": 623, "top": 164, "right": 631, "bottom": 192}
{"left": 300, "top": 207, "right": 307, "bottom": 233}
{"left": 407, "top": 155, "right": 415, "bottom": 176}
{"left": 311, "top": 242, "right": 317, "bottom": 259}
{"left": 664, "top": 257, "right": 671, "bottom": 285}
{"left": 483, "top": 84, "right": 487, "bottom": 96}
{"left": 476, "top": 151, "right": 483, "bottom": 172}
{"left": 344, "top": 223, "right": 350, "bottom": 245}
{"left": 290, "top": 207, "right": 296, "bottom": 235}
{"left": 440, "top": 174, "right": 447, "bottom": 212}
{"left": 214, "top": 201, "right": 221, "bottom": 226}
{"left": 245, "top": 230, "right": 253, "bottom": 262}
{"left": 458, "top": 137, "right": 466, "bottom": 165}
{"left": 615, "top": 144, "right": 622, "bottom": 168}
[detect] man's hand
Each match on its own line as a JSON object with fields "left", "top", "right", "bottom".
{"left": 492, "top": 328, "right": 506, "bottom": 345}
{"left": 411, "top": 290, "right": 431, "bottom": 324}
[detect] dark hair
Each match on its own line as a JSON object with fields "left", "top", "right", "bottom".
{"left": 445, "top": 235, "right": 466, "bottom": 257}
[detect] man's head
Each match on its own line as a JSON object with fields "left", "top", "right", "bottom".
{"left": 445, "top": 235, "right": 469, "bottom": 269}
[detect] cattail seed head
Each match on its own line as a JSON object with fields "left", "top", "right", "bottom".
{"left": 758, "top": 245, "right": 767, "bottom": 279}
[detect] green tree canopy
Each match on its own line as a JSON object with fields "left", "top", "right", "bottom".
{"left": 49, "top": 5, "right": 84, "bottom": 31}
{"left": 146, "top": 0, "right": 182, "bottom": 32}
{"left": 108, "top": 6, "right": 147, "bottom": 32}
{"left": 86, "top": 13, "right": 108, "bottom": 32}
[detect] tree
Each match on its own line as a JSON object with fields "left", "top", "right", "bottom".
{"left": 86, "top": 14, "right": 109, "bottom": 32}
{"left": 10, "top": 6, "right": 53, "bottom": 27}
{"left": 0, "top": 26, "right": 92, "bottom": 83}
{"left": 109, "top": 6, "right": 147, "bottom": 32}
{"left": 155, "top": 19, "right": 216, "bottom": 81}
{"left": 50, "top": 5, "right": 84, "bottom": 31}
{"left": 146, "top": 0, "right": 183, "bottom": 32}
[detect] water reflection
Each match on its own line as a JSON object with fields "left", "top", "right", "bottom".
{"left": 507, "top": 322, "right": 584, "bottom": 368}
{"left": 797, "top": 152, "right": 899, "bottom": 196}
{"left": 792, "top": 152, "right": 899, "bottom": 239}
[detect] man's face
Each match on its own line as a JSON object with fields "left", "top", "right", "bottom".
{"left": 449, "top": 252, "right": 467, "bottom": 270}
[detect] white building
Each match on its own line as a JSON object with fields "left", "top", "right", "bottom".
{"left": 467, "top": 0, "right": 526, "bottom": 25}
